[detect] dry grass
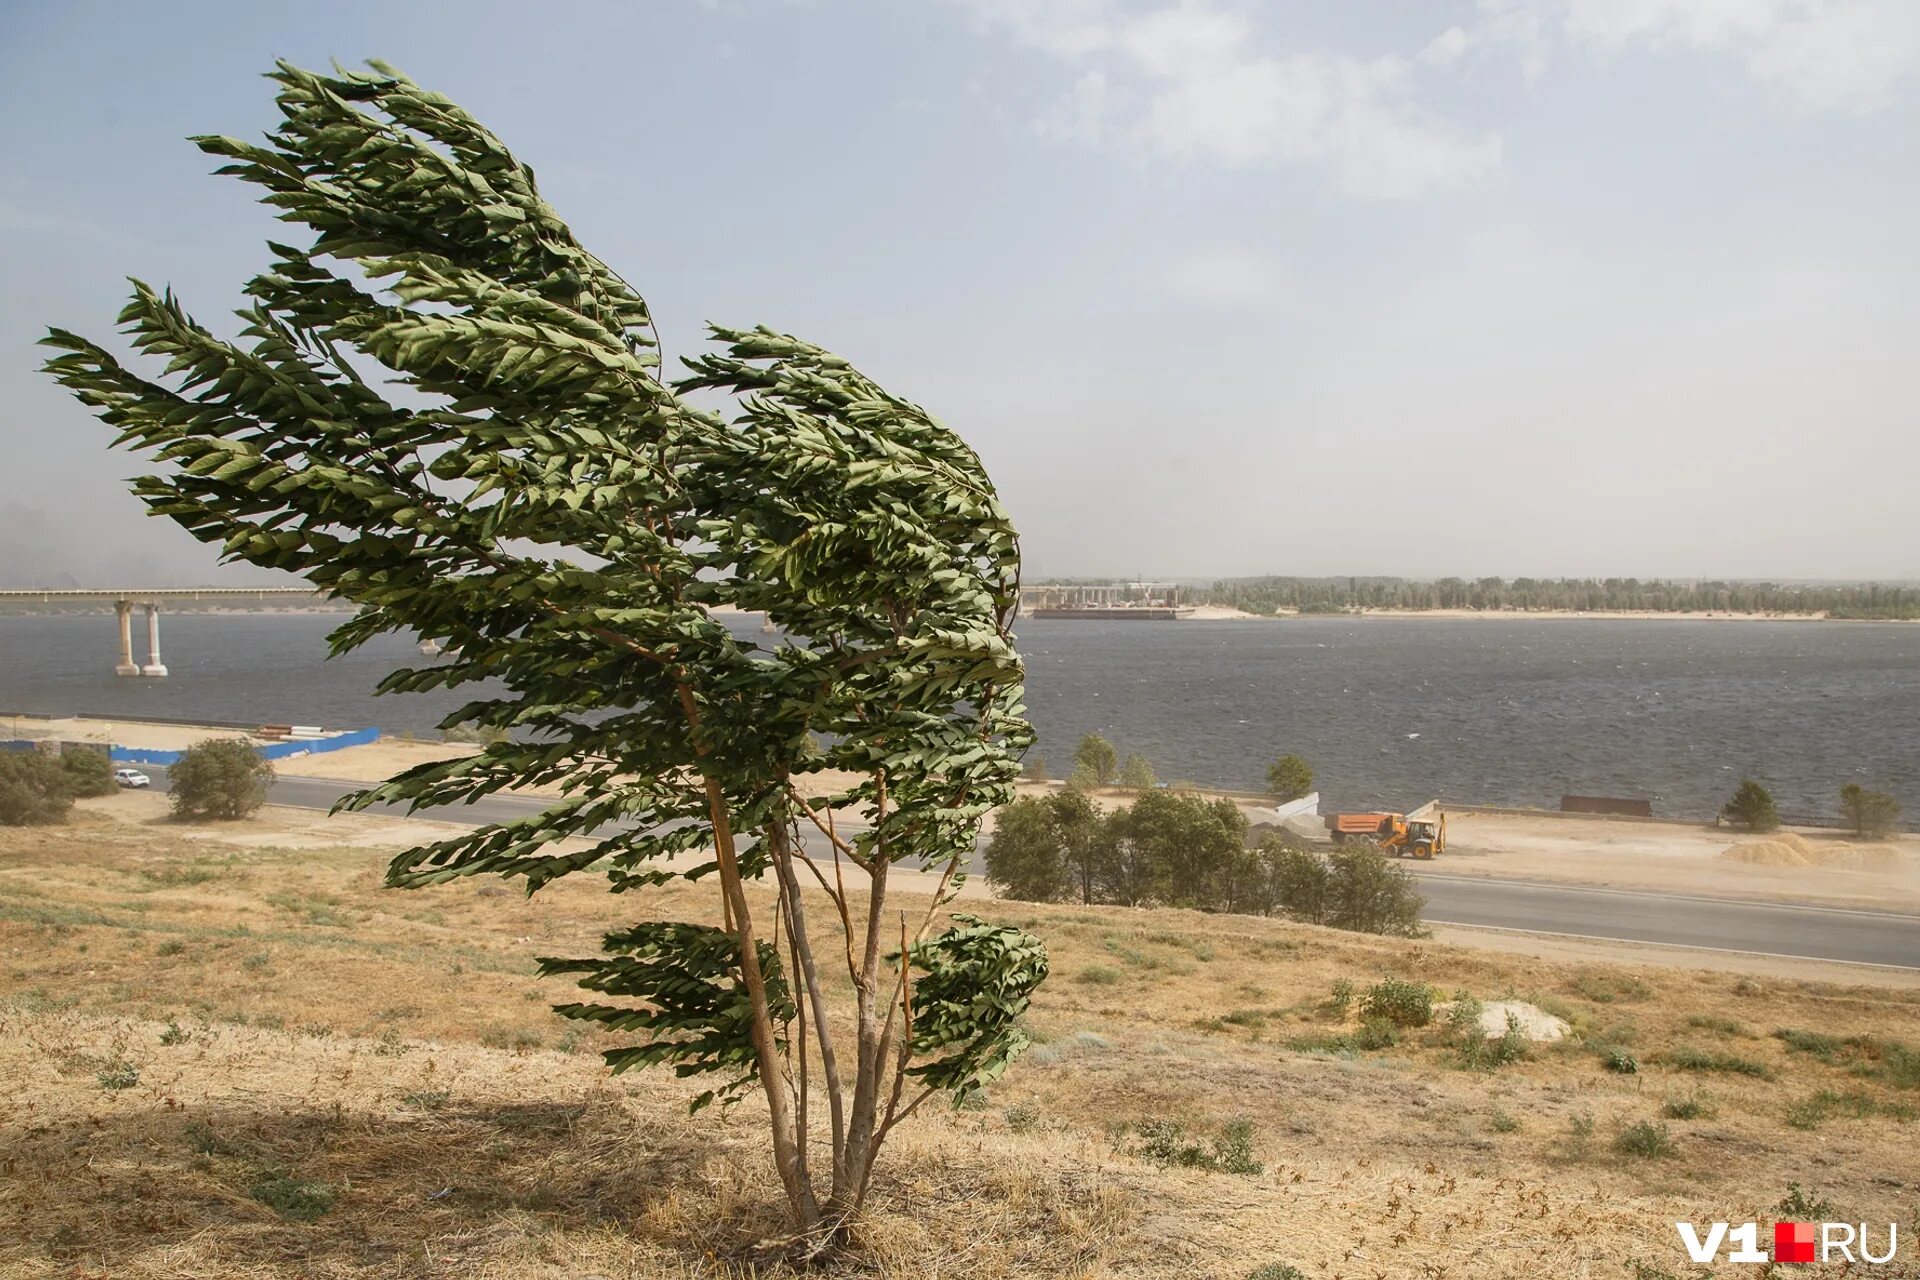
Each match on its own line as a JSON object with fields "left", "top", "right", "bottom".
{"left": 3, "top": 799, "right": 1918, "bottom": 1278}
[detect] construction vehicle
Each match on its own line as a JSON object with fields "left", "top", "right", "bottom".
{"left": 1326, "top": 810, "right": 1447, "bottom": 859}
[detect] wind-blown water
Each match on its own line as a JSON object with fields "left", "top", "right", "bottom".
{"left": 1, "top": 613, "right": 1914, "bottom": 822}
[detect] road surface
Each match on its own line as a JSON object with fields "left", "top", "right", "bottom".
{"left": 133, "top": 767, "right": 1919, "bottom": 970}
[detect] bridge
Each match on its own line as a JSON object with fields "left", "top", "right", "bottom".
{"left": 0, "top": 588, "right": 329, "bottom": 678}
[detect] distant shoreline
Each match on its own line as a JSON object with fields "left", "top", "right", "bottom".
{"left": 1244, "top": 608, "right": 1911, "bottom": 623}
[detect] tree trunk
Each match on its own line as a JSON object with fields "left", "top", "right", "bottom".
{"left": 769, "top": 821, "right": 849, "bottom": 1194}
{"left": 701, "top": 774, "right": 822, "bottom": 1229}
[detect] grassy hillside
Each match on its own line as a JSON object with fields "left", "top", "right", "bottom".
{"left": 2, "top": 801, "right": 1916, "bottom": 1278}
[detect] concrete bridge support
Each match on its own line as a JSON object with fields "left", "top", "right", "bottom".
{"left": 140, "top": 603, "right": 168, "bottom": 678}
{"left": 114, "top": 601, "right": 140, "bottom": 676}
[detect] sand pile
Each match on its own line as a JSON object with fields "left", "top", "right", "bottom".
{"left": 1719, "top": 833, "right": 1908, "bottom": 873}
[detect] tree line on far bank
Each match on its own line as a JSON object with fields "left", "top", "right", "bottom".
{"left": 984, "top": 786, "right": 1425, "bottom": 937}
{"left": 1204, "top": 574, "right": 1920, "bottom": 620}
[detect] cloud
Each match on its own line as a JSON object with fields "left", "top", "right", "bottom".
{"left": 1036, "top": 70, "right": 1113, "bottom": 144}
{"left": 1477, "top": 0, "right": 1920, "bottom": 113}
{"left": 954, "top": 0, "right": 1505, "bottom": 198}
{"left": 1162, "top": 245, "right": 1287, "bottom": 308}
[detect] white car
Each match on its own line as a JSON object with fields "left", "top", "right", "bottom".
{"left": 114, "top": 768, "right": 151, "bottom": 789}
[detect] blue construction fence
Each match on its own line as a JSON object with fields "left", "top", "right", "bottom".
{"left": 107, "top": 727, "right": 381, "bottom": 767}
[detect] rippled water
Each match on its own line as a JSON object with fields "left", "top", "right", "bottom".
{"left": 2, "top": 613, "right": 1914, "bottom": 821}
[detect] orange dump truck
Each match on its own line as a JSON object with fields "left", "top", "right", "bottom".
{"left": 1326, "top": 811, "right": 1447, "bottom": 859}
{"left": 1326, "top": 812, "right": 1399, "bottom": 842}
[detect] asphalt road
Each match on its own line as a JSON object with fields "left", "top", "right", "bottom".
{"left": 129, "top": 766, "right": 1919, "bottom": 970}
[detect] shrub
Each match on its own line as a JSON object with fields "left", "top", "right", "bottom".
{"left": 1489, "top": 1107, "right": 1521, "bottom": 1133}
{"left": 1613, "top": 1120, "right": 1674, "bottom": 1159}
{"left": 1720, "top": 779, "right": 1779, "bottom": 831}
{"left": 248, "top": 1168, "right": 335, "bottom": 1221}
{"left": 1248, "top": 1266, "right": 1308, "bottom": 1280}
{"left": 1134, "top": 1116, "right": 1263, "bottom": 1175}
{"left": 1662, "top": 1091, "right": 1713, "bottom": 1120}
{"left": 1664, "top": 1046, "right": 1771, "bottom": 1078}
{"left": 1605, "top": 1047, "right": 1639, "bottom": 1075}
{"left": 1361, "top": 978, "right": 1433, "bottom": 1028}
{"left": 1445, "top": 993, "right": 1484, "bottom": 1038}
{"left": 1077, "top": 964, "right": 1122, "bottom": 986}
{"left": 1074, "top": 733, "right": 1118, "bottom": 787}
{"left": 1840, "top": 784, "right": 1901, "bottom": 839}
{"left": 1117, "top": 752, "right": 1157, "bottom": 792}
{"left": 1356, "top": 1017, "right": 1399, "bottom": 1050}
{"left": 59, "top": 748, "right": 118, "bottom": 798}
{"left": 168, "top": 738, "right": 273, "bottom": 821}
{"left": 1684, "top": 1014, "right": 1748, "bottom": 1037}
{"left": 1325, "top": 978, "right": 1355, "bottom": 1014}
{"left": 97, "top": 1060, "right": 139, "bottom": 1090}
{"left": 1005, "top": 1101, "right": 1040, "bottom": 1133}
{"left": 1567, "top": 971, "right": 1652, "bottom": 1004}
{"left": 1778, "top": 1183, "right": 1835, "bottom": 1220}
{"left": 1774, "top": 1030, "right": 1919, "bottom": 1088}
{"left": 1266, "top": 754, "right": 1314, "bottom": 803}
{"left": 984, "top": 796, "right": 1067, "bottom": 903}
{"left": 1460, "top": 1010, "right": 1529, "bottom": 1071}
{"left": 1322, "top": 846, "right": 1425, "bottom": 937}
{"left": 0, "top": 750, "right": 76, "bottom": 826}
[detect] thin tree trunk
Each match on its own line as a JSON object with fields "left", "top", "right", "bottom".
{"left": 699, "top": 772, "right": 821, "bottom": 1229}
{"left": 830, "top": 795, "right": 892, "bottom": 1215}
{"left": 675, "top": 684, "right": 820, "bottom": 1231}
{"left": 770, "top": 821, "right": 849, "bottom": 1194}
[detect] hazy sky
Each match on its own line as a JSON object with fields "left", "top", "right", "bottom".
{"left": 2, "top": 0, "right": 1916, "bottom": 586}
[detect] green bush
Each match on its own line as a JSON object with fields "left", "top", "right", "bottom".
{"left": 1248, "top": 1266, "right": 1308, "bottom": 1280}
{"left": 1664, "top": 1046, "right": 1771, "bottom": 1078}
{"left": 168, "top": 738, "right": 274, "bottom": 821}
{"left": 0, "top": 750, "right": 76, "bottom": 826}
{"left": 1720, "top": 779, "right": 1779, "bottom": 832}
{"left": 96, "top": 1060, "right": 139, "bottom": 1090}
{"left": 1266, "top": 754, "right": 1314, "bottom": 803}
{"left": 1134, "top": 1116, "right": 1263, "bottom": 1175}
{"left": 1361, "top": 978, "right": 1433, "bottom": 1027}
{"left": 1605, "top": 1047, "right": 1639, "bottom": 1075}
{"left": 1613, "top": 1120, "right": 1674, "bottom": 1159}
{"left": 1460, "top": 1012, "right": 1529, "bottom": 1071}
{"left": 1074, "top": 733, "right": 1117, "bottom": 787}
{"left": 248, "top": 1168, "right": 335, "bottom": 1221}
{"left": 1323, "top": 846, "right": 1426, "bottom": 937}
{"left": 1662, "top": 1091, "right": 1713, "bottom": 1120}
{"left": 1356, "top": 1017, "right": 1399, "bottom": 1050}
{"left": 59, "top": 748, "right": 118, "bottom": 798}
{"left": 1779, "top": 1183, "right": 1834, "bottom": 1220}
{"left": 1840, "top": 784, "right": 1901, "bottom": 839}
{"left": 1077, "top": 964, "right": 1122, "bottom": 986}
{"left": 1774, "top": 1029, "right": 1919, "bottom": 1088}
{"left": 1118, "top": 752, "right": 1157, "bottom": 792}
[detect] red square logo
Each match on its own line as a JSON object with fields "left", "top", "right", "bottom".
{"left": 1775, "top": 1221, "right": 1816, "bottom": 1263}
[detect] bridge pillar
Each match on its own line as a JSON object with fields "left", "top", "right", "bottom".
{"left": 114, "top": 601, "right": 139, "bottom": 676}
{"left": 140, "top": 603, "right": 168, "bottom": 678}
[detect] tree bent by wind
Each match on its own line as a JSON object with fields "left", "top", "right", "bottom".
{"left": 42, "top": 61, "right": 1045, "bottom": 1244}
